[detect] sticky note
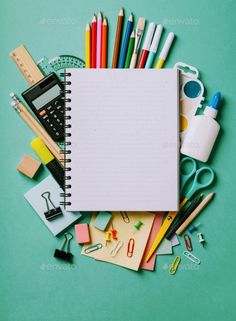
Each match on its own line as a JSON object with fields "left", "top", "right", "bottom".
{"left": 94, "top": 212, "right": 112, "bottom": 231}
{"left": 17, "top": 154, "right": 41, "bottom": 178}
{"left": 75, "top": 224, "right": 90, "bottom": 244}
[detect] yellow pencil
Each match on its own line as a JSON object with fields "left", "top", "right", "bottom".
{"left": 85, "top": 23, "right": 91, "bottom": 68}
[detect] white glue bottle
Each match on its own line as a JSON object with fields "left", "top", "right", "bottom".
{"left": 181, "top": 92, "right": 221, "bottom": 162}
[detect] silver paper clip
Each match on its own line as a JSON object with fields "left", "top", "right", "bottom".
{"left": 84, "top": 243, "right": 103, "bottom": 254}
{"left": 183, "top": 251, "right": 201, "bottom": 265}
{"left": 110, "top": 241, "right": 123, "bottom": 257}
{"left": 120, "top": 211, "right": 130, "bottom": 223}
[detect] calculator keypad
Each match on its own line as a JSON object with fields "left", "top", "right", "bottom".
{"left": 40, "top": 96, "right": 64, "bottom": 140}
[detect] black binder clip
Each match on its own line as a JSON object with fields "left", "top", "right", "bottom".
{"left": 54, "top": 232, "right": 73, "bottom": 263}
{"left": 41, "top": 192, "right": 63, "bottom": 220}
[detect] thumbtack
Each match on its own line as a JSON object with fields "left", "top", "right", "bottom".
{"left": 134, "top": 220, "right": 143, "bottom": 230}
{"left": 105, "top": 231, "right": 111, "bottom": 246}
{"left": 197, "top": 232, "right": 206, "bottom": 246}
{"left": 188, "top": 222, "right": 201, "bottom": 233}
{"left": 110, "top": 224, "right": 118, "bottom": 239}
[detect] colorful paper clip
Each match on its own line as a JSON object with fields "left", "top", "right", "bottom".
{"left": 169, "top": 256, "right": 181, "bottom": 275}
{"left": 127, "top": 238, "right": 135, "bottom": 258}
{"left": 84, "top": 243, "right": 103, "bottom": 254}
{"left": 110, "top": 241, "right": 123, "bottom": 257}
{"left": 183, "top": 251, "right": 201, "bottom": 265}
{"left": 120, "top": 211, "right": 130, "bottom": 223}
{"left": 184, "top": 234, "right": 193, "bottom": 251}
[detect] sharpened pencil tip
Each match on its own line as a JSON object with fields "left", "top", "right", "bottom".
{"left": 119, "top": 8, "right": 124, "bottom": 16}
{"left": 129, "top": 13, "right": 133, "bottom": 21}
{"left": 92, "top": 14, "right": 96, "bottom": 22}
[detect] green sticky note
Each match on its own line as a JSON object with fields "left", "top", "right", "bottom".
{"left": 94, "top": 212, "right": 112, "bottom": 231}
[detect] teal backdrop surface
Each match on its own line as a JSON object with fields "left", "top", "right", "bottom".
{"left": 1, "top": 0, "right": 236, "bottom": 321}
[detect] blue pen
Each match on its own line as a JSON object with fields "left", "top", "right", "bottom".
{"left": 145, "top": 24, "right": 163, "bottom": 68}
{"left": 118, "top": 13, "right": 134, "bottom": 68}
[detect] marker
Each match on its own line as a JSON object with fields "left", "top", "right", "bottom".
{"left": 91, "top": 14, "right": 97, "bottom": 68}
{"left": 155, "top": 32, "right": 175, "bottom": 69}
{"left": 96, "top": 12, "right": 102, "bottom": 68}
{"left": 124, "top": 31, "right": 135, "bottom": 68}
{"left": 118, "top": 13, "right": 134, "bottom": 68}
{"left": 145, "top": 24, "right": 163, "bottom": 68}
{"left": 138, "top": 22, "right": 155, "bottom": 68}
{"left": 31, "top": 137, "right": 64, "bottom": 190}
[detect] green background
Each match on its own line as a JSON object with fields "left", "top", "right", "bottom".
{"left": 1, "top": 0, "right": 236, "bottom": 320}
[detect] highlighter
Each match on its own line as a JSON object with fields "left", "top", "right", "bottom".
{"left": 31, "top": 137, "right": 64, "bottom": 190}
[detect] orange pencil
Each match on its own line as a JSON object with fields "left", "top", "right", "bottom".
{"left": 101, "top": 17, "right": 108, "bottom": 68}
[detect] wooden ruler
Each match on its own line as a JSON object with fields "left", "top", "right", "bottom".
{"left": 10, "top": 44, "right": 44, "bottom": 85}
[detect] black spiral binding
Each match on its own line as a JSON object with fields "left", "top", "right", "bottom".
{"left": 60, "top": 72, "right": 72, "bottom": 207}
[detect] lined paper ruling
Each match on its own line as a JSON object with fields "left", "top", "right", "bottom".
{"left": 64, "top": 69, "right": 179, "bottom": 211}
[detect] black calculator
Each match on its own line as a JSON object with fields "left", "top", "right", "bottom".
{"left": 22, "top": 73, "right": 64, "bottom": 141}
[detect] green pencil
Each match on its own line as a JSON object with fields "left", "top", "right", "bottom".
{"left": 124, "top": 30, "right": 135, "bottom": 68}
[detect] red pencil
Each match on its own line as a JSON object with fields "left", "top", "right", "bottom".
{"left": 101, "top": 17, "right": 108, "bottom": 68}
{"left": 91, "top": 14, "right": 97, "bottom": 68}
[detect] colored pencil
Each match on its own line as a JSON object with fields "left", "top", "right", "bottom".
{"left": 118, "top": 13, "right": 133, "bottom": 68}
{"left": 91, "top": 14, "right": 97, "bottom": 68}
{"left": 129, "top": 17, "right": 145, "bottom": 68}
{"left": 101, "top": 17, "right": 108, "bottom": 68}
{"left": 112, "top": 8, "right": 124, "bottom": 68}
{"left": 85, "top": 23, "right": 91, "bottom": 68}
{"left": 10, "top": 93, "right": 64, "bottom": 167}
{"left": 138, "top": 22, "right": 155, "bottom": 68}
{"left": 155, "top": 32, "right": 175, "bottom": 69}
{"left": 96, "top": 12, "right": 102, "bottom": 68}
{"left": 165, "top": 194, "right": 203, "bottom": 240}
{"left": 145, "top": 24, "right": 163, "bottom": 68}
{"left": 176, "top": 192, "right": 215, "bottom": 235}
{"left": 124, "top": 31, "right": 135, "bottom": 68}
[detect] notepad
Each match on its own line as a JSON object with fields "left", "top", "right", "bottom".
{"left": 64, "top": 69, "right": 179, "bottom": 211}
{"left": 24, "top": 175, "right": 82, "bottom": 236}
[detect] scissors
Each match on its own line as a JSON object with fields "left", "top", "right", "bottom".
{"left": 146, "top": 157, "right": 215, "bottom": 262}
{"left": 179, "top": 157, "right": 214, "bottom": 208}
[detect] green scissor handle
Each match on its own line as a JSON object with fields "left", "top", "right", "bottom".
{"left": 185, "top": 166, "right": 215, "bottom": 200}
{"left": 180, "top": 157, "right": 197, "bottom": 193}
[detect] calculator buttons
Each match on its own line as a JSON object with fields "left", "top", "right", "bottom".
{"left": 39, "top": 109, "right": 46, "bottom": 116}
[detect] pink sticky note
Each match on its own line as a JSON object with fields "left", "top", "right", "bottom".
{"left": 140, "top": 212, "right": 164, "bottom": 271}
{"left": 75, "top": 224, "right": 90, "bottom": 244}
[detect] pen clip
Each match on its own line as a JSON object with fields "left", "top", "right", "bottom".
{"left": 134, "top": 30, "right": 142, "bottom": 53}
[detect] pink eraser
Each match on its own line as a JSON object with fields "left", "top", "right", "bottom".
{"left": 75, "top": 224, "right": 90, "bottom": 244}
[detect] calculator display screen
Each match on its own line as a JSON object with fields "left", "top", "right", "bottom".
{"left": 32, "top": 85, "right": 61, "bottom": 110}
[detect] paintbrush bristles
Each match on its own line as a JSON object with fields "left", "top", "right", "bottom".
{"left": 137, "top": 17, "right": 145, "bottom": 31}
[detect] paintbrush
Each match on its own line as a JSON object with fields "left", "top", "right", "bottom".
{"left": 129, "top": 17, "right": 146, "bottom": 68}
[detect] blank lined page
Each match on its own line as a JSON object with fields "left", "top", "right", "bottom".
{"left": 66, "top": 69, "right": 179, "bottom": 211}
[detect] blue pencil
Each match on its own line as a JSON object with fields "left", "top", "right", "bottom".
{"left": 118, "top": 13, "right": 134, "bottom": 68}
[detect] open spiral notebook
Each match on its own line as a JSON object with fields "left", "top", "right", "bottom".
{"left": 63, "top": 69, "right": 179, "bottom": 212}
